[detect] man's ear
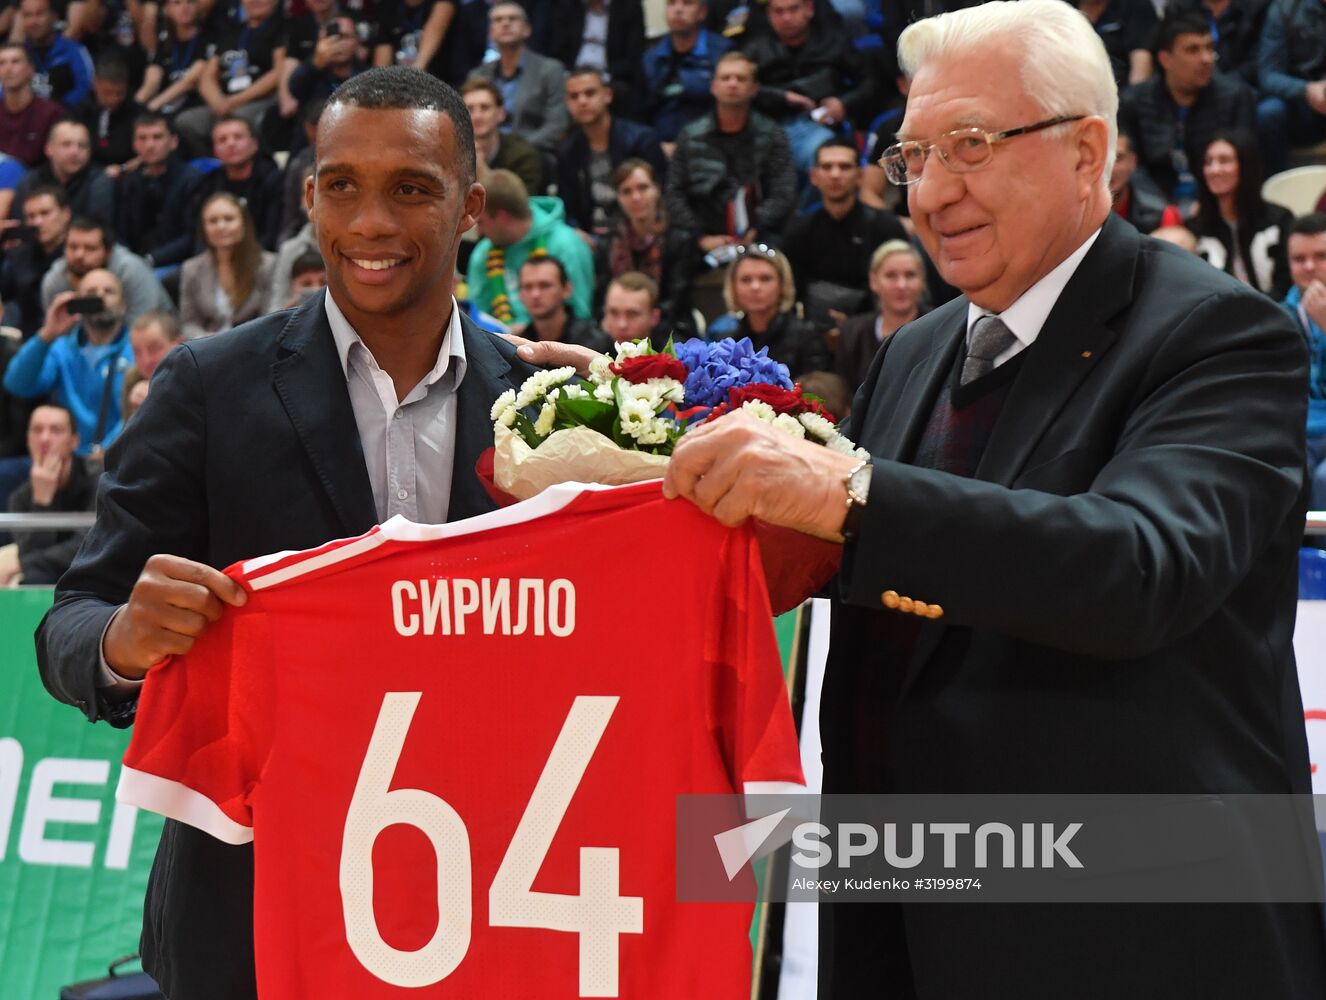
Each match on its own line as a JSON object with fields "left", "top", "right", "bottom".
{"left": 460, "top": 181, "right": 486, "bottom": 232}
{"left": 305, "top": 172, "right": 316, "bottom": 222}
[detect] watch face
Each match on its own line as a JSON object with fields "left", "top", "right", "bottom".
{"left": 849, "top": 463, "right": 872, "bottom": 503}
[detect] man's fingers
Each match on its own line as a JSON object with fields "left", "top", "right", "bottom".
{"left": 150, "top": 603, "right": 214, "bottom": 639}
{"left": 512, "top": 339, "right": 601, "bottom": 376}
{"left": 151, "top": 554, "right": 247, "bottom": 607}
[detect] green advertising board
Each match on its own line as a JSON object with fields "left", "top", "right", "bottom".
{"left": 1, "top": 588, "right": 163, "bottom": 999}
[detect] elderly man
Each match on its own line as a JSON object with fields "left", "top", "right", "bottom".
{"left": 665, "top": 1, "right": 1326, "bottom": 996}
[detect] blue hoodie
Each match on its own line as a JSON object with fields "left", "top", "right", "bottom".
{"left": 1284, "top": 285, "right": 1326, "bottom": 439}
{"left": 4, "top": 324, "right": 133, "bottom": 453}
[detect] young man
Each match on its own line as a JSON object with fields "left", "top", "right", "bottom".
{"left": 600, "top": 270, "right": 662, "bottom": 345}
{"left": 0, "top": 42, "right": 64, "bottom": 166}
{"left": 1284, "top": 212, "right": 1326, "bottom": 507}
{"left": 0, "top": 401, "right": 100, "bottom": 585}
{"left": 641, "top": 0, "right": 731, "bottom": 142}
{"left": 461, "top": 77, "right": 544, "bottom": 195}
{"left": 20, "top": 0, "right": 94, "bottom": 107}
{"left": 784, "top": 136, "right": 907, "bottom": 322}
{"left": 10, "top": 118, "right": 114, "bottom": 227}
{"left": 1, "top": 184, "right": 69, "bottom": 335}
{"left": 4, "top": 267, "right": 133, "bottom": 454}
{"left": 34, "top": 67, "right": 556, "bottom": 1000}
{"left": 514, "top": 253, "right": 610, "bottom": 349}
{"left": 189, "top": 115, "right": 285, "bottom": 250}
{"left": 75, "top": 53, "right": 142, "bottom": 172}
{"left": 114, "top": 113, "right": 204, "bottom": 271}
{"left": 555, "top": 66, "right": 665, "bottom": 238}
{"left": 467, "top": 167, "right": 595, "bottom": 325}
{"left": 40, "top": 215, "right": 173, "bottom": 324}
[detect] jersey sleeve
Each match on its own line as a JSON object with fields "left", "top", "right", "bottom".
{"left": 115, "top": 598, "right": 276, "bottom": 845}
{"left": 707, "top": 524, "right": 806, "bottom": 797}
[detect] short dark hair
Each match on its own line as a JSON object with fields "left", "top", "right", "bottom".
{"left": 461, "top": 76, "right": 504, "bottom": 108}
{"left": 1291, "top": 213, "right": 1326, "bottom": 239}
{"left": 519, "top": 254, "right": 568, "bottom": 285}
{"left": 30, "top": 400, "right": 75, "bottom": 433}
{"left": 94, "top": 52, "right": 130, "bottom": 85}
{"left": 24, "top": 184, "right": 69, "bottom": 210}
{"left": 814, "top": 136, "right": 859, "bottom": 166}
{"left": 567, "top": 65, "right": 607, "bottom": 86}
{"left": 212, "top": 114, "right": 254, "bottom": 138}
{"left": 68, "top": 215, "right": 114, "bottom": 250}
{"left": 0, "top": 41, "right": 31, "bottom": 67}
{"left": 291, "top": 249, "right": 326, "bottom": 279}
{"left": 324, "top": 66, "right": 476, "bottom": 184}
{"left": 1156, "top": 11, "right": 1211, "bottom": 53}
{"left": 133, "top": 111, "right": 173, "bottom": 134}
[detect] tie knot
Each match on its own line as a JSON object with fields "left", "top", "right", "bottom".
{"left": 961, "top": 314, "right": 1017, "bottom": 386}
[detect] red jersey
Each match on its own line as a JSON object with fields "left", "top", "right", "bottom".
{"left": 116, "top": 481, "right": 805, "bottom": 999}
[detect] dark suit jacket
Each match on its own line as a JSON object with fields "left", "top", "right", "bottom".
{"left": 820, "top": 215, "right": 1326, "bottom": 998}
{"left": 35, "top": 292, "right": 539, "bottom": 1000}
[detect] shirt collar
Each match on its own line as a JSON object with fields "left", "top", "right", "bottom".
{"left": 324, "top": 288, "right": 467, "bottom": 390}
{"left": 966, "top": 226, "right": 1103, "bottom": 349}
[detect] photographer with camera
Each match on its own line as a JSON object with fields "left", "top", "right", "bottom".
{"left": 3, "top": 268, "right": 132, "bottom": 455}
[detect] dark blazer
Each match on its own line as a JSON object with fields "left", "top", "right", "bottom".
{"left": 35, "top": 292, "right": 539, "bottom": 1000}
{"left": 820, "top": 215, "right": 1326, "bottom": 998}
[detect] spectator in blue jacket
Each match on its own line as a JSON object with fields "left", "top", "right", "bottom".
{"left": 1256, "top": 0, "right": 1326, "bottom": 173}
{"left": 3, "top": 267, "right": 132, "bottom": 455}
{"left": 1284, "top": 213, "right": 1326, "bottom": 506}
{"left": 556, "top": 66, "right": 666, "bottom": 240}
{"left": 641, "top": 0, "right": 732, "bottom": 142}
{"left": 19, "top": 0, "right": 94, "bottom": 107}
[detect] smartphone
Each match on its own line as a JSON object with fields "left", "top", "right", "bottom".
{"left": 67, "top": 296, "right": 106, "bottom": 315}
{"left": 324, "top": 21, "right": 342, "bottom": 37}
{"left": 9, "top": 224, "right": 37, "bottom": 242}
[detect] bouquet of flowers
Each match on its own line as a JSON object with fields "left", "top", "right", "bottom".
{"left": 488, "top": 338, "right": 863, "bottom": 500}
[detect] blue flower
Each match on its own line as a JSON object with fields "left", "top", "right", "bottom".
{"left": 673, "top": 337, "right": 793, "bottom": 408}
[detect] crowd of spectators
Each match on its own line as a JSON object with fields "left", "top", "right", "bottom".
{"left": 3, "top": 0, "right": 1326, "bottom": 583}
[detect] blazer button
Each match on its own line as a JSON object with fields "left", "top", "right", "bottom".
{"left": 881, "top": 590, "right": 900, "bottom": 609}
{"left": 898, "top": 596, "right": 914, "bottom": 614}
{"left": 926, "top": 604, "right": 944, "bottom": 619}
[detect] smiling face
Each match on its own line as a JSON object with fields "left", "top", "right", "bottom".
{"left": 1202, "top": 139, "right": 1239, "bottom": 200}
{"left": 870, "top": 250, "right": 924, "bottom": 315}
{"left": 309, "top": 104, "right": 482, "bottom": 336}
{"left": 902, "top": 47, "right": 1108, "bottom": 312}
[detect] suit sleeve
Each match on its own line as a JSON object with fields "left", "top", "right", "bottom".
{"left": 840, "top": 287, "right": 1308, "bottom": 659}
{"left": 35, "top": 342, "right": 212, "bottom": 725}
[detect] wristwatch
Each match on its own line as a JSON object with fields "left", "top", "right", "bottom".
{"left": 840, "top": 458, "right": 872, "bottom": 540}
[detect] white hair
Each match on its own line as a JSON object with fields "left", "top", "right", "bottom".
{"left": 898, "top": 0, "right": 1117, "bottom": 185}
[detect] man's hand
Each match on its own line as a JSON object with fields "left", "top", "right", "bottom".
{"left": 102, "top": 554, "right": 248, "bottom": 680}
{"left": 785, "top": 90, "right": 816, "bottom": 112}
{"left": 1304, "top": 279, "right": 1326, "bottom": 330}
{"left": 817, "top": 96, "right": 847, "bottom": 126}
{"left": 39, "top": 291, "right": 79, "bottom": 343}
{"left": 503, "top": 333, "right": 602, "bottom": 376}
{"left": 663, "top": 411, "right": 860, "bottom": 540}
{"left": 1307, "top": 81, "right": 1326, "bottom": 117}
{"left": 29, "top": 446, "right": 65, "bottom": 506}
{"left": 698, "top": 234, "right": 734, "bottom": 252}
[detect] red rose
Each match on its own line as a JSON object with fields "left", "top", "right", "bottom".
{"left": 710, "top": 383, "right": 838, "bottom": 424}
{"left": 609, "top": 354, "right": 688, "bottom": 384}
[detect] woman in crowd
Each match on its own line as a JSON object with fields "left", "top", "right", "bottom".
{"left": 1188, "top": 129, "right": 1292, "bottom": 300}
{"left": 599, "top": 159, "right": 670, "bottom": 292}
{"left": 179, "top": 192, "right": 276, "bottom": 340}
{"left": 707, "top": 244, "right": 830, "bottom": 378}
{"left": 834, "top": 239, "right": 927, "bottom": 393}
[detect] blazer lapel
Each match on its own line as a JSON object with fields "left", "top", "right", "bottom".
{"left": 449, "top": 312, "right": 512, "bottom": 521}
{"left": 872, "top": 299, "right": 967, "bottom": 463}
{"left": 973, "top": 215, "right": 1137, "bottom": 484}
{"left": 270, "top": 293, "right": 378, "bottom": 536}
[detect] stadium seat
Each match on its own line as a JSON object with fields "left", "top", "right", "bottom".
{"left": 1262, "top": 165, "right": 1326, "bottom": 217}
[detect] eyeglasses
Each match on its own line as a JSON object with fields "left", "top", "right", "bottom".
{"left": 880, "top": 115, "right": 1087, "bottom": 186}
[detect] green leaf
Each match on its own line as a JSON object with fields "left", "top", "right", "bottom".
{"left": 511, "top": 411, "right": 542, "bottom": 448}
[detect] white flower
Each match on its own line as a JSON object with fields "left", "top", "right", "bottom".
{"left": 774, "top": 413, "right": 806, "bottom": 438}
{"left": 588, "top": 354, "right": 615, "bottom": 385}
{"left": 514, "top": 366, "right": 577, "bottom": 409}
{"left": 594, "top": 380, "right": 616, "bottom": 402}
{"left": 613, "top": 339, "right": 650, "bottom": 360}
{"left": 634, "top": 416, "right": 671, "bottom": 446}
{"left": 534, "top": 400, "right": 557, "bottom": 436}
{"left": 562, "top": 383, "right": 588, "bottom": 400}
{"left": 648, "top": 377, "right": 684, "bottom": 404}
{"left": 618, "top": 397, "right": 656, "bottom": 437}
{"left": 798, "top": 411, "right": 836, "bottom": 442}
{"left": 741, "top": 399, "right": 777, "bottom": 422}
{"left": 490, "top": 388, "right": 516, "bottom": 421}
{"left": 496, "top": 404, "right": 517, "bottom": 428}
{"left": 825, "top": 434, "right": 867, "bottom": 457}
